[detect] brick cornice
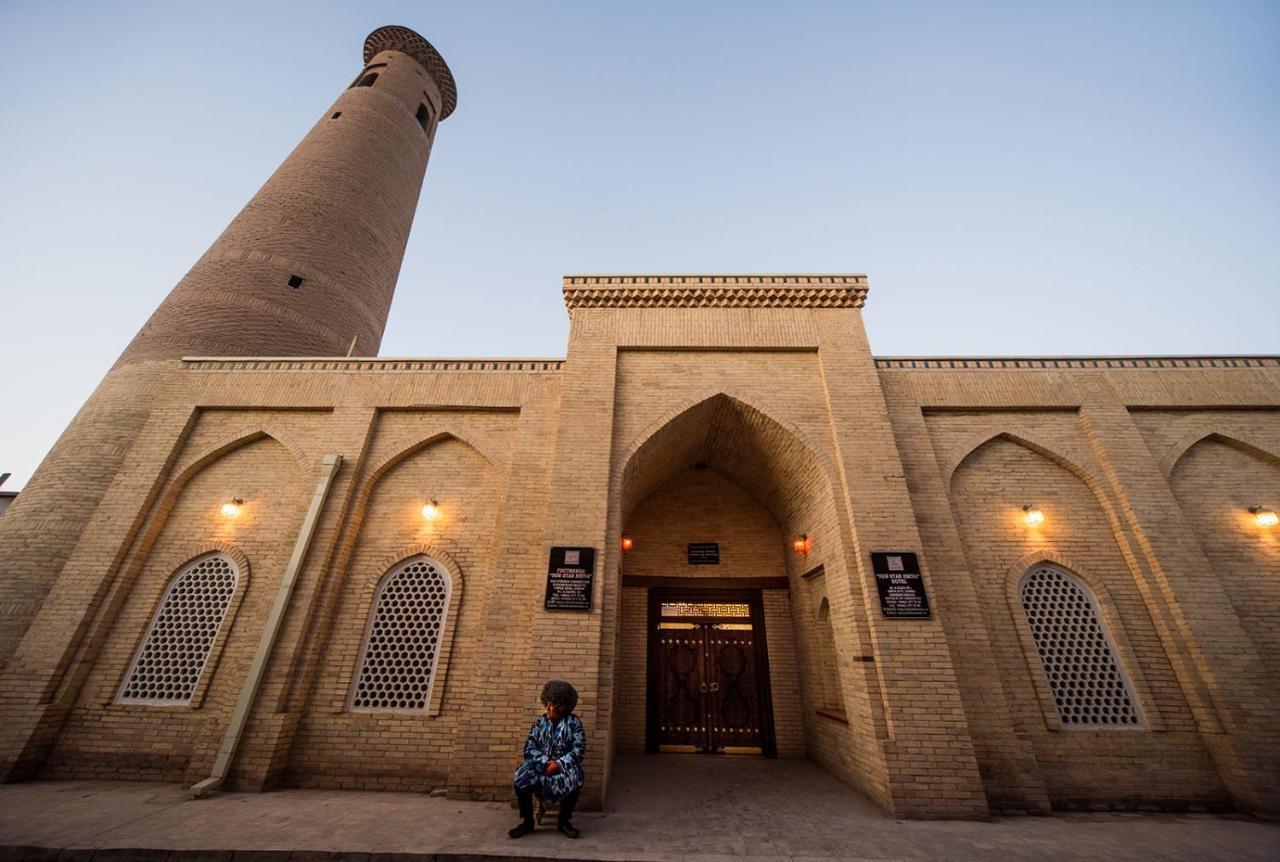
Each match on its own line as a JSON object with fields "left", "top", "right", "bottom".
{"left": 182, "top": 357, "right": 563, "bottom": 373}
{"left": 874, "top": 355, "right": 1280, "bottom": 370}
{"left": 364, "top": 25, "right": 457, "bottom": 118}
{"left": 561, "top": 274, "right": 869, "bottom": 310}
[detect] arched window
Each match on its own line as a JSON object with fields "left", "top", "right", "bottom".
{"left": 118, "top": 553, "right": 239, "bottom": 704}
{"left": 350, "top": 555, "right": 451, "bottom": 711}
{"left": 415, "top": 102, "right": 433, "bottom": 133}
{"left": 349, "top": 62, "right": 386, "bottom": 88}
{"left": 1019, "top": 564, "right": 1140, "bottom": 727}
{"left": 816, "top": 598, "right": 844, "bottom": 715}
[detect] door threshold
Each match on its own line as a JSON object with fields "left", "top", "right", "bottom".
{"left": 657, "top": 744, "right": 764, "bottom": 756}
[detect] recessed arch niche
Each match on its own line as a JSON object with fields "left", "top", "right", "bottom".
{"left": 1169, "top": 435, "right": 1280, "bottom": 683}
{"left": 609, "top": 393, "right": 885, "bottom": 805}
{"left": 948, "top": 434, "right": 1229, "bottom": 808}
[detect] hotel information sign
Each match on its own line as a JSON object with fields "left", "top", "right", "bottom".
{"left": 871, "top": 552, "right": 931, "bottom": 619}
{"left": 687, "top": 542, "right": 720, "bottom": 565}
{"left": 545, "top": 547, "right": 596, "bottom": 611}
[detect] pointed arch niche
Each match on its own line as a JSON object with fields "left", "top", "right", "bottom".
{"left": 609, "top": 393, "right": 886, "bottom": 803}
{"left": 948, "top": 433, "right": 1229, "bottom": 806}
{"left": 286, "top": 432, "right": 498, "bottom": 791}
{"left": 1168, "top": 435, "right": 1280, "bottom": 683}
{"left": 43, "top": 434, "right": 306, "bottom": 782}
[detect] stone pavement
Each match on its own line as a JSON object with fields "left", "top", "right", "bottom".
{"left": 1, "top": 756, "right": 1277, "bottom": 861}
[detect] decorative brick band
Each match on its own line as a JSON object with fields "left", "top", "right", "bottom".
{"left": 874, "top": 356, "right": 1280, "bottom": 370}
{"left": 182, "top": 358, "right": 564, "bottom": 373}
{"left": 562, "top": 274, "right": 869, "bottom": 310}
{"left": 364, "top": 25, "right": 457, "bottom": 118}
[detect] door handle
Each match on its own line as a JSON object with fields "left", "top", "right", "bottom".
{"left": 709, "top": 683, "right": 720, "bottom": 692}
{"left": 699, "top": 683, "right": 708, "bottom": 693}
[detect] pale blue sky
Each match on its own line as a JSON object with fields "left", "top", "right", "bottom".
{"left": 1, "top": 1, "right": 1277, "bottom": 489}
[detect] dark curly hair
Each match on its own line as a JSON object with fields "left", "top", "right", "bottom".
{"left": 540, "top": 679, "right": 578, "bottom": 714}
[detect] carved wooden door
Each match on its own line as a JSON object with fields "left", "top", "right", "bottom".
{"left": 655, "top": 627, "right": 706, "bottom": 749}
{"left": 706, "top": 627, "right": 762, "bottom": 751}
{"left": 655, "top": 622, "right": 763, "bottom": 753}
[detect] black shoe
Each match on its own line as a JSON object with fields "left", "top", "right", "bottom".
{"left": 557, "top": 820, "right": 580, "bottom": 839}
{"left": 508, "top": 820, "right": 535, "bottom": 839}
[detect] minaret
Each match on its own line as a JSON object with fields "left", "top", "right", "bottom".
{"left": 0, "top": 26, "right": 456, "bottom": 669}
{"left": 119, "top": 25, "right": 457, "bottom": 363}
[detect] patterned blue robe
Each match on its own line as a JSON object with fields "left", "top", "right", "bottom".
{"left": 512, "top": 714, "right": 586, "bottom": 802}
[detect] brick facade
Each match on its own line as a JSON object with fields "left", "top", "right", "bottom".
{"left": 1, "top": 26, "right": 1277, "bottom": 821}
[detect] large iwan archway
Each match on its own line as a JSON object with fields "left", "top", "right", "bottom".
{"left": 605, "top": 394, "right": 886, "bottom": 800}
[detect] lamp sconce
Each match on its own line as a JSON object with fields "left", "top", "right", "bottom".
{"left": 220, "top": 498, "right": 245, "bottom": 518}
{"left": 620, "top": 535, "right": 635, "bottom": 552}
{"left": 792, "top": 534, "right": 811, "bottom": 554}
{"left": 421, "top": 498, "right": 441, "bottom": 520}
{"left": 1022, "top": 504, "right": 1045, "bottom": 526}
{"left": 1250, "top": 506, "right": 1278, "bottom": 528}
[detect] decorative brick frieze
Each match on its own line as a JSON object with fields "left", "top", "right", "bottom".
{"left": 364, "top": 25, "right": 458, "bottom": 118}
{"left": 562, "top": 274, "right": 868, "bottom": 310}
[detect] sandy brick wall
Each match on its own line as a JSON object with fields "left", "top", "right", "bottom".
{"left": 3, "top": 261, "right": 1277, "bottom": 820}
{"left": 880, "top": 359, "right": 1280, "bottom": 813}
{"left": 943, "top": 431, "right": 1226, "bottom": 807}
{"left": 42, "top": 428, "right": 310, "bottom": 781}
{"left": 286, "top": 430, "right": 503, "bottom": 790}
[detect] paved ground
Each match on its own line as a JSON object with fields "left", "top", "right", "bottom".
{"left": 1, "top": 755, "right": 1277, "bottom": 861}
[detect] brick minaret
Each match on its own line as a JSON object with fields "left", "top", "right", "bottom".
{"left": 0, "top": 26, "right": 456, "bottom": 670}
{"left": 120, "top": 25, "right": 457, "bottom": 363}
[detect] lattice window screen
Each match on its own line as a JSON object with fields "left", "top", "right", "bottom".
{"left": 351, "top": 556, "right": 450, "bottom": 711}
{"left": 1019, "top": 565, "right": 1140, "bottom": 727}
{"left": 119, "top": 553, "right": 239, "bottom": 704}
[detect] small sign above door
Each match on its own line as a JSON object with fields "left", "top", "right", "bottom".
{"left": 870, "top": 552, "right": 931, "bottom": 619}
{"left": 687, "top": 543, "right": 720, "bottom": 565}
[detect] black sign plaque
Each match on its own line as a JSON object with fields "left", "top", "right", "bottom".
{"left": 687, "top": 543, "right": 720, "bottom": 565}
{"left": 871, "top": 552, "right": 931, "bottom": 619}
{"left": 545, "top": 546, "right": 596, "bottom": 611}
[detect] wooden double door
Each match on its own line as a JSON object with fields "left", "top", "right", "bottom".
{"left": 645, "top": 589, "right": 776, "bottom": 756}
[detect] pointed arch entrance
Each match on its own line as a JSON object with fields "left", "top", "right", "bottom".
{"left": 608, "top": 393, "right": 870, "bottom": 766}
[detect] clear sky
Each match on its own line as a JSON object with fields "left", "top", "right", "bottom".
{"left": 1, "top": 1, "right": 1277, "bottom": 490}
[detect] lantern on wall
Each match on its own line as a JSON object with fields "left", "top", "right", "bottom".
{"left": 620, "top": 535, "right": 635, "bottom": 552}
{"left": 1250, "top": 506, "right": 1278, "bottom": 528}
{"left": 1022, "top": 504, "right": 1045, "bottom": 527}
{"left": 220, "top": 498, "right": 245, "bottom": 518}
{"left": 792, "top": 534, "right": 811, "bottom": 554}
{"left": 421, "top": 498, "right": 441, "bottom": 520}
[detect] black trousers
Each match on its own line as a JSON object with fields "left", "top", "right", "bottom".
{"left": 515, "top": 784, "right": 580, "bottom": 824}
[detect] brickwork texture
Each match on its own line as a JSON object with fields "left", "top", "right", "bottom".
{"left": 1, "top": 24, "right": 1277, "bottom": 822}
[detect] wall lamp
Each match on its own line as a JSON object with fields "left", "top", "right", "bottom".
{"left": 220, "top": 498, "right": 245, "bottom": 518}
{"left": 793, "top": 534, "right": 811, "bottom": 554}
{"left": 421, "top": 498, "right": 441, "bottom": 520}
{"left": 620, "top": 535, "right": 635, "bottom": 552}
{"left": 1250, "top": 506, "right": 1278, "bottom": 528}
{"left": 1022, "top": 504, "right": 1045, "bottom": 527}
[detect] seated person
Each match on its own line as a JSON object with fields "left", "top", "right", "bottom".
{"left": 508, "top": 679, "right": 586, "bottom": 839}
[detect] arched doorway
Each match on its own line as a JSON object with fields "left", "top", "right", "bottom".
{"left": 645, "top": 586, "right": 776, "bottom": 755}
{"left": 607, "top": 394, "right": 871, "bottom": 769}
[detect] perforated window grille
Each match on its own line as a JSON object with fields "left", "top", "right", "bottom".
{"left": 118, "top": 553, "right": 239, "bottom": 704}
{"left": 1019, "top": 565, "right": 1140, "bottom": 727}
{"left": 350, "top": 556, "right": 450, "bottom": 711}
